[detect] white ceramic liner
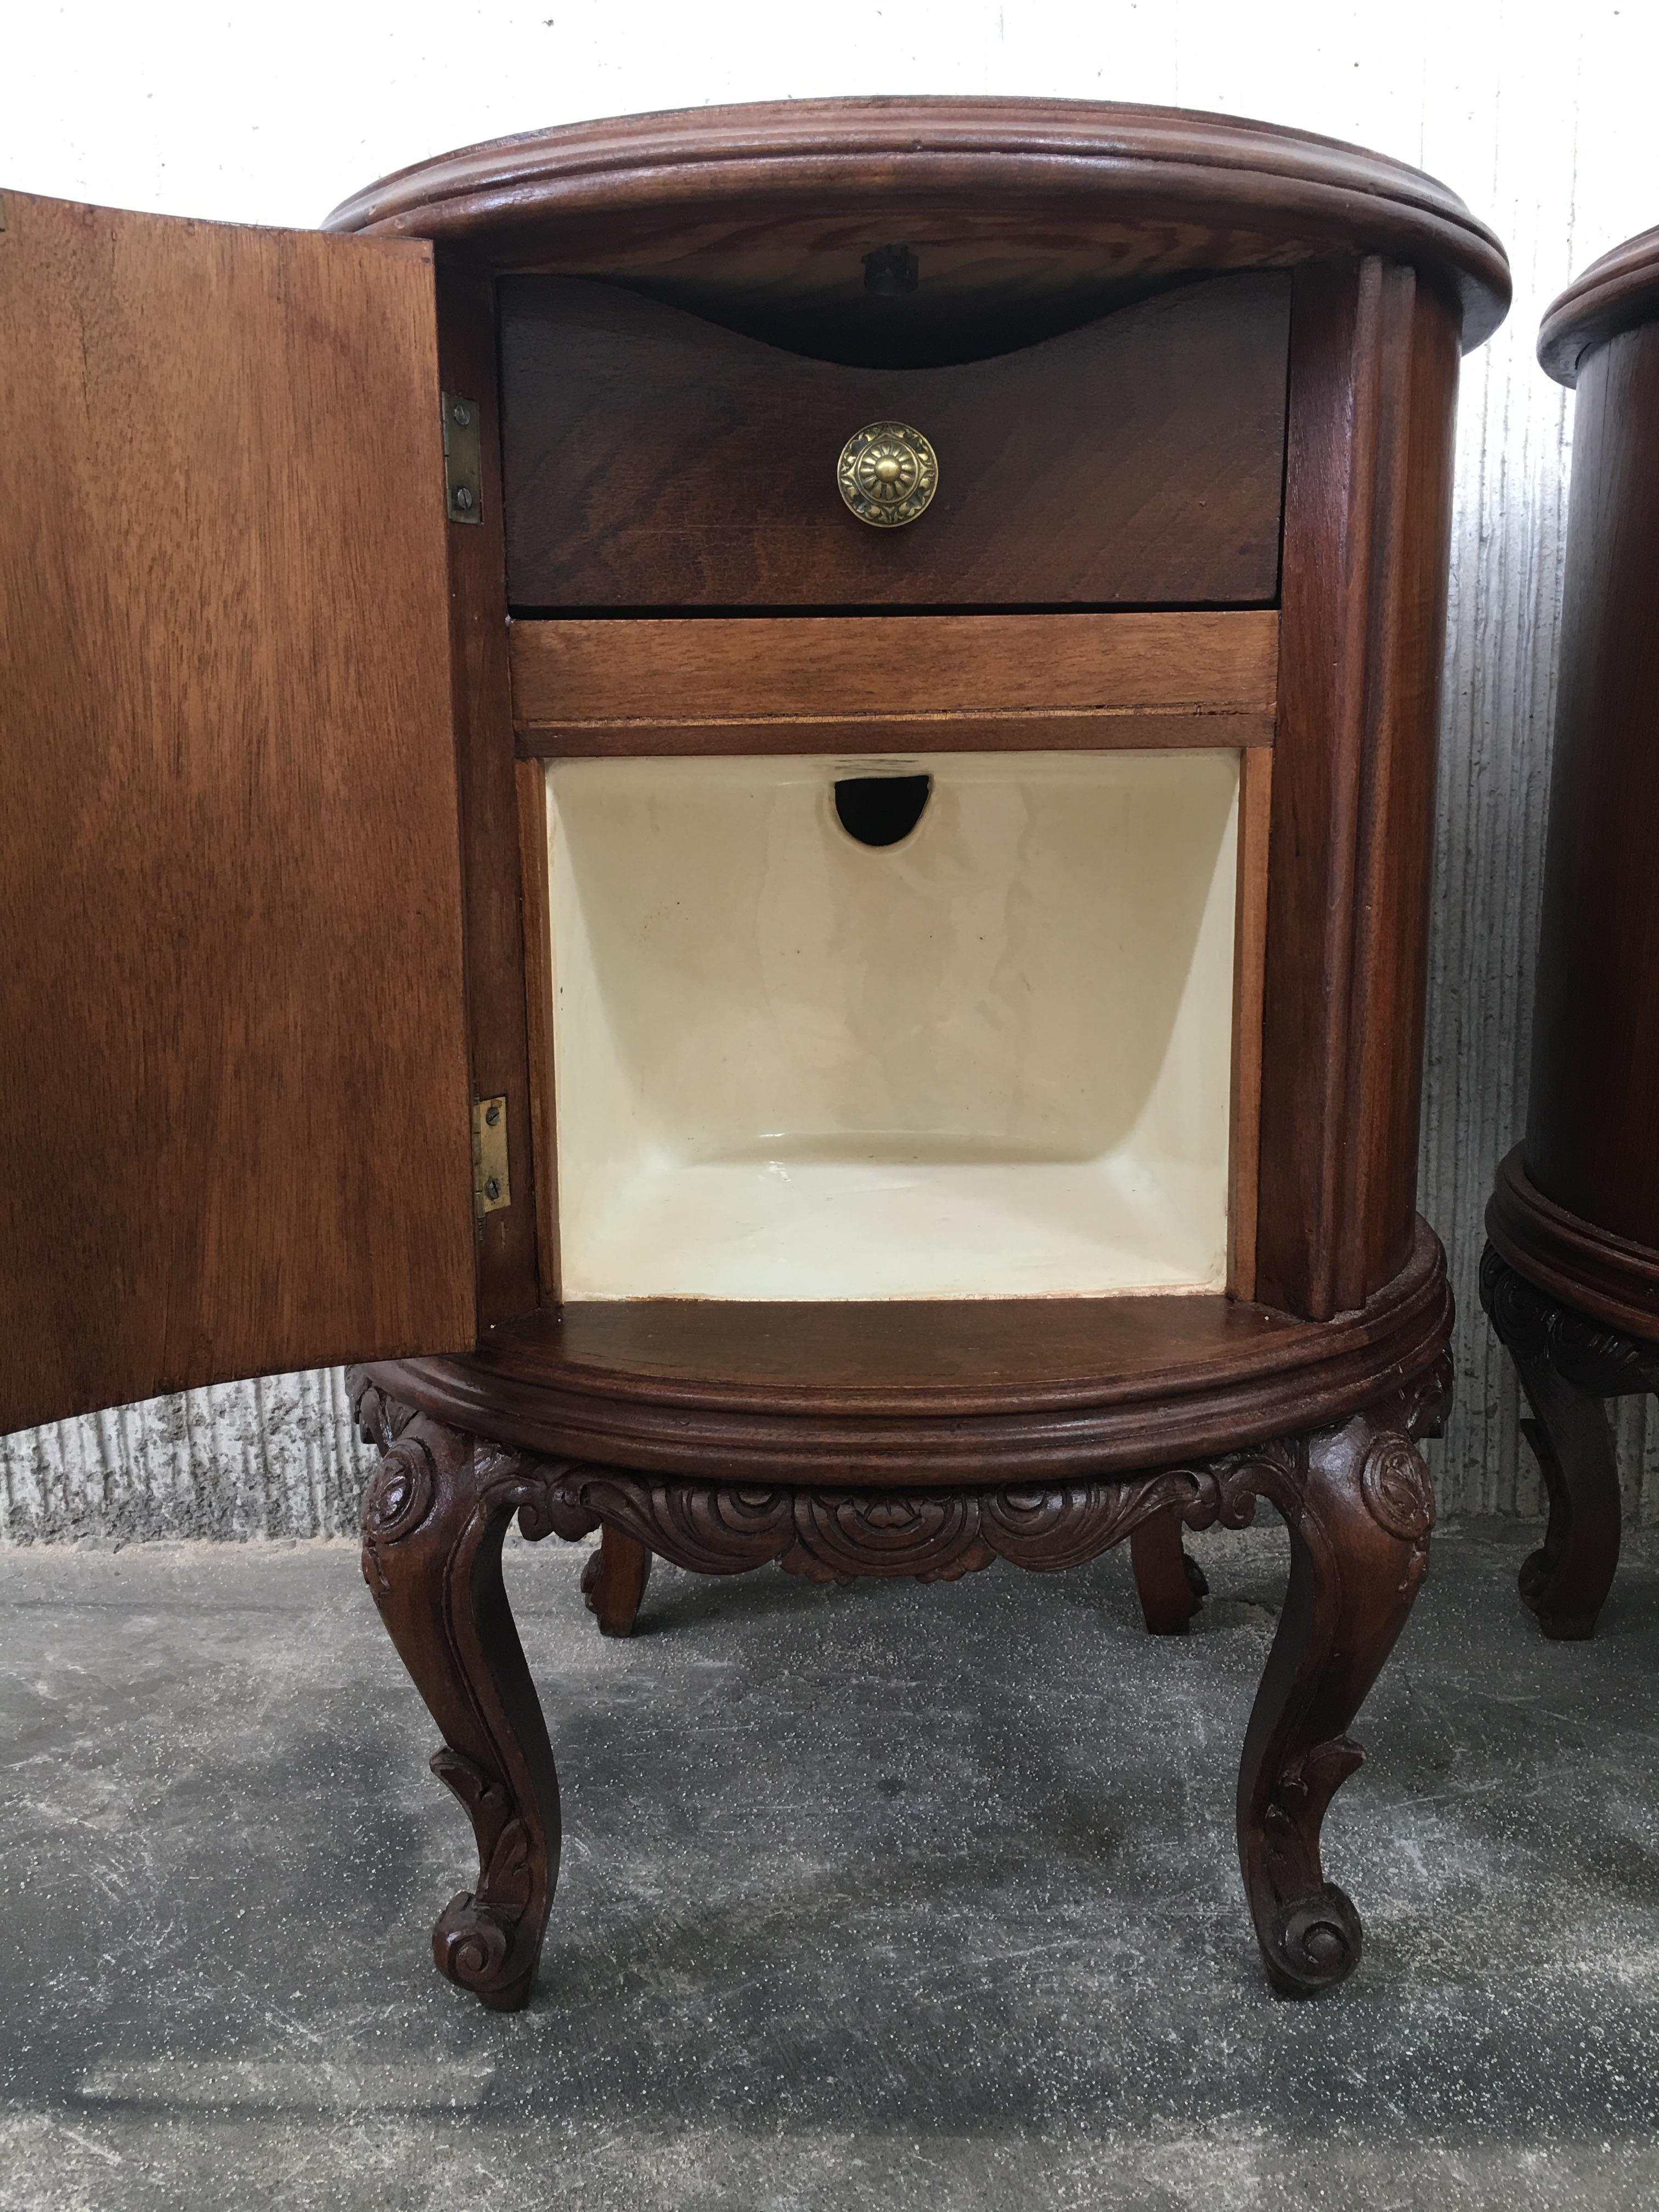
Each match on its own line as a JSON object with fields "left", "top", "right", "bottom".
{"left": 544, "top": 751, "right": 1240, "bottom": 1300}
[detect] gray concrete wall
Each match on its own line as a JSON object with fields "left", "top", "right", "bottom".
{"left": 7, "top": 2, "right": 1659, "bottom": 1539}
{"left": 1, "top": 1373, "right": 371, "bottom": 1543}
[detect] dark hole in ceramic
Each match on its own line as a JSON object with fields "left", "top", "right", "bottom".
{"left": 833, "top": 774, "right": 932, "bottom": 848}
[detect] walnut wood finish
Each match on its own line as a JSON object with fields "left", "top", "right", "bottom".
{"left": 0, "top": 191, "right": 476, "bottom": 1433}
{"left": 318, "top": 100, "right": 1500, "bottom": 2011}
{"left": 351, "top": 1355, "right": 1446, "bottom": 2007}
{"left": 356, "top": 1384, "right": 558, "bottom": 2010}
{"left": 514, "top": 757, "right": 561, "bottom": 1308}
{"left": 1482, "top": 230, "right": 1659, "bottom": 1638}
{"left": 572, "top": 1474, "right": 1207, "bottom": 1643}
{"left": 324, "top": 99, "right": 1508, "bottom": 354}
{"left": 1521, "top": 315, "right": 1659, "bottom": 1260}
{"left": 365, "top": 1220, "right": 1451, "bottom": 1485}
{"left": 499, "top": 274, "right": 1289, "bottom": 610}
{"left": 1128, "top": 1510, "right": 1209, "bottom": 1635}
{"left": 0, "top": 103, "right": 1499, "bottom": 2019}
{"left": 1538, "top": 222, "right": 1659, "bottom": 383}
{"left": 509, "top": 609, "right": 1278, "bottom": 755}
{"left": 1489, "top": 1146, "right": 1659, "bottom": 1342}
{"left": 1228, "top": 746, "right": 1274, "bottom": 1302}
{"left": 1255, "top": 259, "right": 1461, "bottom": 1320}
{"left": 1479, "top": 1246, "right": 1659, "bottom": 1640}
{"left": 1233, "top": 1384, "right": 1444, "bottom": 1994}
{"left": 581, "top": 1526, "right": 652, "bottom": 1637}
{"left": 590, "top": 1456, "right": 1224, "bottom": 1651}
{"left": 435, "top": 261, "right": 540, "bottom": 1327}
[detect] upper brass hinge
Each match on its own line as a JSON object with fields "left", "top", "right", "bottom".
{"left": 442, "top": 392, "right": 483, "bottom": 525}
{"left": 472, "top": 1097, "right": 510, "bottom": 1218}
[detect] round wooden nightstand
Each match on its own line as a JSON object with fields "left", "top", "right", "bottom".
{"left": 0, "top": 98, "right": 1507, "bottom": 2016}
{"left": 1484, "top": 225, "right": 1659, "bottom": 1640}
{"left": 332, "top": 100, "right": 1505, "bottom": 2008}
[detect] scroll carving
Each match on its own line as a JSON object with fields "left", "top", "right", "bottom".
{"left": 1358, "top": 1434, "right": 1436, "bottom": 1544}
{"left": 1481, "top": 1244, "right": 1659, "bottom": 1399}
{"left": 352, "top": 1372, "right": 419, "bottom": 1453}
{"left": 347, "top": 1368, "right": 563, "bottom": 2012}
{"left": 349, "top": 1362, "right": 1447, "bottom": 2007}
{"left": 429, "top": 1748, "right": 537, "bottom": 1997}
{"left": 529, "top": 1455, "right": 1291, "bottom": 1588}
{"left": 360, "top": 1435, "right": 436, "bottom": 1595}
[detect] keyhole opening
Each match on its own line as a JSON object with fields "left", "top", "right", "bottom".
{"left": 833, "top": 774, "right": 932, "bottom": 848}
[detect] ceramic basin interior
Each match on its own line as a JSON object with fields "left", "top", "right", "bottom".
{"left": 543, "top": 749, "right": 1240, "bottom": 1300}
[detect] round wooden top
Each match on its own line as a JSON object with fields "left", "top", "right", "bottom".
{"left": 326, "top": 98, "right": 1509, "bottom": 351}
{"left": 1539, "top": 225, "right": 1659, "bottom": 385}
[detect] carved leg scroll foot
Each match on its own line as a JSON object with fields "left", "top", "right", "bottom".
{"left": 1480, "top": 1245, "right": 1643, "bottom": 1640}
{"left": 1129, "top": 1506, "right": 1207, "bottom": 1634}
{"left": 1224, "top": 1400, "right": 1437, "bottom": 1996}
{"left": 582, "top": 1525, "right": 652, "bottom": 1637}
{"left": 349, "top": 1348, "right": 1452, "bottom": 2010}
{"left": 1515, "top": 1390, "right": 1621, "bottom": 1640}
{"left": 351, "top": 1372, "right": 564, "bottom": 2012}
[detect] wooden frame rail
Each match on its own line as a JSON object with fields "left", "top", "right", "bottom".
{"left": 510, "top": 610, "right": 1279, "bottom": 757}
{"left": 1229, "top": 746, "right": 1273, "bottom": 1302}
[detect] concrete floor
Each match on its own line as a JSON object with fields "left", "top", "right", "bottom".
{"left": 4, "top": 1520, "right": 1659, "bottom": 2209}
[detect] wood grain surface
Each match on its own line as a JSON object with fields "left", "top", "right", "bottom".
{"left": 0, "top": 191, "right": 476, "bottom": 1430}
{"left": 1228, "top": 746, "right": 1273, "bottom": 1302}
{"left": 1488, "top": 1148, "right": 1659, "bottom": 1350}
{"left": 323, "top": 98, "right": 1509, "bottom": 354}
{"left": 1255, "top": 259, "right": 1460, "bottom": 1321}
{"left": 363, "top": 1218, "right": 1453, "bottom": 1486}
{"left": 433, "top": 262, "right": 540, "bottom": 1328}
{"left": 22, "top": 67, "right": 1592, "bottom": 1544}
{"left": 514, "top": 755, "right": 560, "bottom": 1308}
{"left": 352, "top": 1358, "right": 1448, "bottom": 2005}
{"left": 498, "top": 273, "right": 1290, "bottom": 609}
{"left": 1539, "top": 221, "right": 1659, "bottom": 383}
{"left": 1338, "top": 273, "right": 1461, "bottom": 1312}
{"left": 1478, "top": 1239, "right": 1644, "bottom": 1640}
{"left": 510, "top": 609, "right": 1279, "bottom": 754}
{"left": 1523, "top": 319, "right": 1659, "bottom": 1261}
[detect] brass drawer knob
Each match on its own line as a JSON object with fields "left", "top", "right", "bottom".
{"left": 837, "top": 421, "right": 939, "bottom": 528}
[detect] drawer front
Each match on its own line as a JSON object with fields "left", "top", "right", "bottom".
{"left": 500, "top": 273, "right": 1290, "bottom": 611}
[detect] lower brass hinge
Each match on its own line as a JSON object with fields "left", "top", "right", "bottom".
{"left": 472, "top": 1098, "right": 510, "bottom": 1218}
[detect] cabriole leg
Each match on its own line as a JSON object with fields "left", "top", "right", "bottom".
{"left": 1481, "top": 1244, "right": 1630, "bottom": 1640}
{"left": 582, "top": 1524, "right": 652, "bottom": 1637}
{"left": 1128, "top": 1506, "right": 1207, "bottom": 1633}
{"left": 353, "top": 1383, "right": 561, "bottom": 2012}
{"left": 1233, "top": 1407, "right": 1435, "bottom": 1996}
{"left": 1512, "top": 1360, "right": 1622, "bottom": 1641}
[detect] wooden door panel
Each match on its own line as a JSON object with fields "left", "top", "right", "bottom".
{"left": 0, "top": 190, "right": 476, "bottom": 1430}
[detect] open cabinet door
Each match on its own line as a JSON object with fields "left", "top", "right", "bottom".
{"left": 0, "top": 190, "right": 477, "bottom": 1432}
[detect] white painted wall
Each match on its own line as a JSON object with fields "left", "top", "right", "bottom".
{"left": 5, "top": 0, "right": 1657, "bottom": 1534}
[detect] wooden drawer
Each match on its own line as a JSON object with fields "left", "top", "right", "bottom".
{"left": 499, "top": 273, "right": 1290, "bottom": 611}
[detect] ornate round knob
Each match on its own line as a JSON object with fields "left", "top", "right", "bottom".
{"left": 836, "top": 421, "right": 939, "bottom": 528}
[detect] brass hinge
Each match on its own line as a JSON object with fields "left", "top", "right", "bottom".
{"left": 442, "top": 392, "right": 483, "bottom": 525}
{"left": 472, "top": 1097, "right": 510, "bottom": 1218}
